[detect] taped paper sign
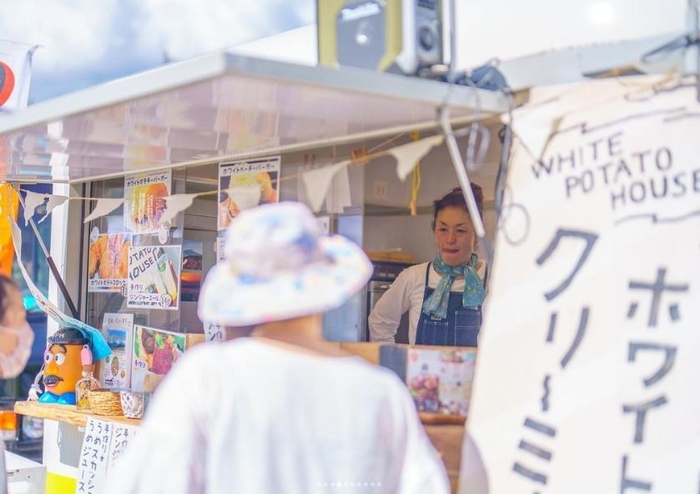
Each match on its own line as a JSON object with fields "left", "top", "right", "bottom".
{"left": 218, "top": 156, "right": 280, "bottom": 231}
{"left": 77, "top": 418, "right": 140, "bottom": 494}
{"left": 99, "top": 313, "right": 134, "bottom": 390}
{"left": 463, "top": 76, "right": 700, "bottom": 494}
{"left": 88, "top": 233, "right": 131, "bottom": 293}
{"left": 124, "top": 171, "right": 171, "bottom": 235}
{"left": 127, "top": 245, "right": 181, "bottom": 310}
{"left": 77, "top": 418, "right": 113, "bottom": 494}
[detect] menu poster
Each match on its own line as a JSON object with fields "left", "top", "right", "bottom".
{"left": 180, "top": 239, "right": 203, "bottom": 303}
{"left": 217, "top": 156, "right": 280, "bottom": 231}
{"left": 87, "top": 233, "right": 131, "bottom": 293}
{"left": 463, "top": 77, "right": 700, "bottom": 493}
{"left": 131, "top": 325, "right": 187, "bottom": 392}
{"left": 123, "top": 171, "right": 171, "bottom": 234}
{"left": 127, "top": 246, "right": 181, "bottom": 310}
{"left": 99, "top": 313, "right": 134, "bottom": 390}
{"left": 106, "top": 424, "right": 140, "bottom": 471}
{"left": 77, "top": 418, "right": 113, "bottom": 494}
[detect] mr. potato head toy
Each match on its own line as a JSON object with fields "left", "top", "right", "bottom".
{"left": 38, "top": 326, "right": 110, "bottom": 405}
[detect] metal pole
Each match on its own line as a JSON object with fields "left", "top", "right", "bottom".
{"left": 439, "top": 108, "right": 487, "bottom": 240}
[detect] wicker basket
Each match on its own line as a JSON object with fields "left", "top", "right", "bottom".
{"left": 119, "top": 391, "right": 144, "bottom": 419}
{"left": 88, "top": 390, "right": 124, "bottom": 416}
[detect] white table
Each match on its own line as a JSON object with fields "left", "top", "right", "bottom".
{"left": 4, "top": 451, "right": 45, "bottom": 494}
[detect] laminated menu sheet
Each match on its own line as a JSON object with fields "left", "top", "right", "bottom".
{"left": 463, "top": 75, "right": 700, "bottom": 493}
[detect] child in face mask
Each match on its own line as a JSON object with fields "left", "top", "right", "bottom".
{"left": 0, "top": 275, "right": 35, "bottom": 379}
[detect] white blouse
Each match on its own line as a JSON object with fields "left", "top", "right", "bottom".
{"left": 368, "top": 261, "right": 485, "bottom": 345}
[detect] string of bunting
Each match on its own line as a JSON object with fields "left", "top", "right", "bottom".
{"left": 14, "top": 131, "right": 453, "bottom": 227}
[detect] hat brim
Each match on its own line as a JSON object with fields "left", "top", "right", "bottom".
{"left": 198, "top": 235, "right": 372, "bottom": 327}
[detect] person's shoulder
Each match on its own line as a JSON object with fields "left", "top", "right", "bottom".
{"left": 177, "top": 337, "right": 257, "bottom": 364}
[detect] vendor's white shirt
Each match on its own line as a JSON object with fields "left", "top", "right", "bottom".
{"left": 105, "top": 338, "right": 449, "bottom": 494}
{"left": 368, "top": 262, "right": 484, "bottom": 345}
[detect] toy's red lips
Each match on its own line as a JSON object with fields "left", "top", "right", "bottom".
{"left": 43, "top": 375, "right": 63, "bottom": 388}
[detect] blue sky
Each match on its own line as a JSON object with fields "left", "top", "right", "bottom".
{"left": 0, "top": 0, "right": 314, "bottom": 104}
{"left": 0, "top": 0, "right": 688, "bottom": 105}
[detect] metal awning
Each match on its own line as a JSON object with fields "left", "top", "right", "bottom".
{"left": 0, "top": 53, "right": 508, "bottom": 184}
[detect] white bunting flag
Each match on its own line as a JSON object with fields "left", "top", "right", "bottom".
{"left": 325, "top": 161, "right": 352, "bottom": 214}
{"left": 83, "top": 198, "right": 125, "bottom": 224}
{"left": 301, "top": 161, "right": 349, "bottom": 213}
{"left": 389, "top": 135, "right": 444, "bottom": 181}
{"left": 38, "top": 194, "right": 69, "bottom": 223}
{"left": 22, "top": 190, "right": 46, "bottom": 226}
{"left": 159, "top": 193, "right": 197, "bottom": 227}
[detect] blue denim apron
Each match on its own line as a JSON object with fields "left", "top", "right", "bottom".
{"left": 415, "top": 263, "right": 482, "bottom": 347}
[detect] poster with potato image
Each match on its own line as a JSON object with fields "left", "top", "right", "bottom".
{"left": 218, "top": 156, "right": 280, "bottom": 231}
{"left": 123, "top": 171, "right": 171, "bottom": 234}
{"left": 87, "top": 233, "right": 131, "bottom": 292}
{"left": 127, "top": 245, "right": 182, "bottom": 310}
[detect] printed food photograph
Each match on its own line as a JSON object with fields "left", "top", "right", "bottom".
{"left": 409, "top": 364, "right": 440, "bottom": 413}
{"left": 87, "top": 233, "right": 131, "bottom": 291}
{"left": 133, "top": 327, "right": 185, "bottom": 376}
{"left": 125, "top": 180, "right": 169, "bottom": 234}
{"left": 218, "top": 170, "right": 278, "bottom": 230}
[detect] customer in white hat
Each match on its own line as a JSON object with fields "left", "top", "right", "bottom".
{"left": 106, "top": 201, "right": 449, "bottom": 494}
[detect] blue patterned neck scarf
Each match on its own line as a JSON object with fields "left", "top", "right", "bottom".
{"left": 422, "top": 253, "right": 485, "bottom": 319}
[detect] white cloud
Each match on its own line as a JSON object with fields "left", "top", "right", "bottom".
{"left": 140, "top": 0, "right": 314, "bottom": 60}
{"left": 0, "top": 1, "right": 119, "bottom": 71}
{"left": 0, "top": 0, "right": 314, "bottom": 102}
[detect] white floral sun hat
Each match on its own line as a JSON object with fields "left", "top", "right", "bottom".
{"left": 198, "top": 201, "right": 372, "bottom": 327}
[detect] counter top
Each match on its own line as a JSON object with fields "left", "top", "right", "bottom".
{"left": 16, "top": 400, "right": 465, "bottom": 493}
{"left": 14, "top": 401, "right": 141, "bottom": 427}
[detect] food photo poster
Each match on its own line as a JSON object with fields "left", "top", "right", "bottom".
{"left": 217, "top": 156, "right": 280, "bottom": 231}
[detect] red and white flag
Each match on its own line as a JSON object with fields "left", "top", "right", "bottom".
{"left": 0, "top": 39, "right": 39, "bottom": 111}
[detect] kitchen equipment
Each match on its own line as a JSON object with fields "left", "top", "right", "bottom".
{"left": 366, "top": 260, "right": 414, "bottom": 343}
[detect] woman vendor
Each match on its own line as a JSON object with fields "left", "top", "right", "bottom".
{"left": 369, "top": 184, "right": 487, "bottom": 346}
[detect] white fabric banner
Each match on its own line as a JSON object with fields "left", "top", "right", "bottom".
{"left": 0, "top": 40, "right": 38, "bottom": 111}
{"left": 463, "top": 75, "right": 700, "bottom": 494}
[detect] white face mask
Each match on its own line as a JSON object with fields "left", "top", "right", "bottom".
{"left": 0, "top": 322, "right": 35, "bottom": 379}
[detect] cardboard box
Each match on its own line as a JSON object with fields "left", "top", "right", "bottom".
{"left": 131, "top": 325, "right": 205, "bottom": 392}
{"left": 380, "top": 345, "right": 476, "bottom": 416}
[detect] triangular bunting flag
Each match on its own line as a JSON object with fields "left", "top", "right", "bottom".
{"left": 389, "top": 135, "right": 444, "bottom": 181}
{"left": 83, "top": 198, "right": 126, "bottom": 224}
{"left": 159, "top": 193, "right": 197, "bottom": 227}
{"left": 326, "top": 162, "right": 352, "bottom": 214}
{"left": 38, "top": 195, "right": 69, "bottom": 223}
{"left": 301, "top": 162, "right": 349, "bottom": 213}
